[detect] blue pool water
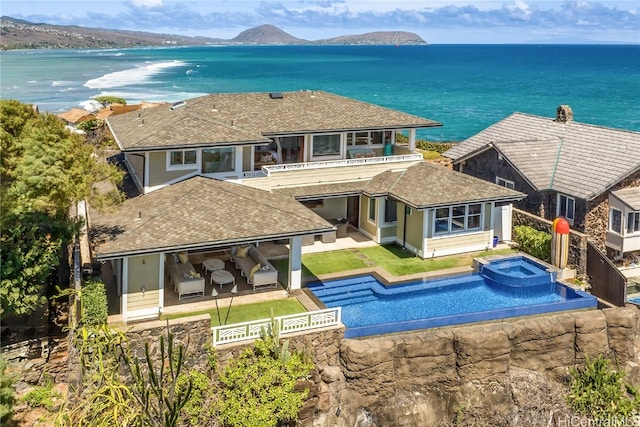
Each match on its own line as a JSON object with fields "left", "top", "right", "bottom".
{"left": 308, "top": 256, "right": 597, "bottom": 338}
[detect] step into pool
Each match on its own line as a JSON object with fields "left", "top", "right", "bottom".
{"left": 307, "top": 255, "right": 597, "bottom": 338}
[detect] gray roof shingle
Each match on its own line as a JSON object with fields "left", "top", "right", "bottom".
{"left": 612, "top": 186, "right": 640, "bottom": 210}
{"left": 108, "top": 91, "right": 441, "bottom": 151}
{"left": 89, "top": 176, "right": 334, "bottom": 259}
{"left": 363, "top": 162, "right": 525, "bottom": 208}
{"left": 443, "top": 112, "right": 640, "bottom": 200}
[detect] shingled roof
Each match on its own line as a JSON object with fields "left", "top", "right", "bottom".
{"left": 443, "top": 112, "right": 640, "bottom": 200}
{"left": 89, "top": 176, "right": 334, "bottom": 259}
{"left": 107, "top": 90, "right": 441, "bottom": 151}
{"left": 611, "top": 187, "right": 640, "bottom": 211}
{"left": 363, "top": 162, "right": 525, "bottom": 209}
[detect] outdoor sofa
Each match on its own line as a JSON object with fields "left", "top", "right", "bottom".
{"left": 230, "top": 245, "right": 278, "bottom": 291}
{"left": 166, "top": 252, "right": 205, "bottom": 300}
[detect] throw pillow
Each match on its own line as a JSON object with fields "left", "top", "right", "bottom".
{"left": 249, "top": 263, "right": 261, "bottom": 280}
{"left": 259, "top": 153, "right": 273, "bottom": 163}
{"left": 236, "top": 245, "right": 250, "bottom": 258}
{"left": 178, "top": 252, "right": 189, "bottom": 264}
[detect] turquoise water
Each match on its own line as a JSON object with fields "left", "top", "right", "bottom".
{"left": 1, "top": 45, "right": 638, "bottom": 141}
{"left": 308, "top": 256, "right": 597, "bottom": 338}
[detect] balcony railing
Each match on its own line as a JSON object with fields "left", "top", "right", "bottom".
{"left": 211, "top": 307, "right": 342, "bottom": 346}
{"left": 242, "top": 153, "right": 422, "bottom": 178}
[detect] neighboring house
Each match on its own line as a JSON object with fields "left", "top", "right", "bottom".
{"left": 93, "top": 91, "right": 524, "bottom": 322}
{"left": 57, "top": 107, "right": 95, "bottom": 126}
{"left": 443, "top": 106, "right": 640, "bottom": 259}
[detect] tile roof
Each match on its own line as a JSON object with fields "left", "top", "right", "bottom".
{"left": 89, "top": 176, "right": 334, "bottom": 259}
{"left": 443, "top": 112, "right": 640, "bottom": 200}
{"left": 107, "top": 90, "right": 441, "bottom": 151}
{"left": 363, "top": 162, "right": 525, "bottom": 208}
{"left": 612, "top": 186, "right": 640, "bottom": 210}
{"left": 57, "top": 108, "right": 94, "bottom": 124}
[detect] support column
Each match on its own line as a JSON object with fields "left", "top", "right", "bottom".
{"left": 409, "top": 128, "right": 417, "bottom": 152}
{"left": 289, "top": 236, "right": 303, "bottom": 291}
{"left": 122, "top": 257, "right": 129, "bottom": 322}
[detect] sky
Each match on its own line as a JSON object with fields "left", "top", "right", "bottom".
{"left": 2, "top": 1, "right": 639, "bottom": 44}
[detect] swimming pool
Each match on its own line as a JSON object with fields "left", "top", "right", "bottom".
{"left": 307, "top": 255, "right": 597, "bottom": 338}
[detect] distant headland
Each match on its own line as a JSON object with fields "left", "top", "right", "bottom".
{"left": 0, "top": 17, "right": 427, "bottom": 50}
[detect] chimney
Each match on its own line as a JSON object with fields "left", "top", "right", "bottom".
{"left": 555, "top": 105, "right": 573, "bottom": 123}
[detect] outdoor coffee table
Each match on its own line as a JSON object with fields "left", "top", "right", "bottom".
{"left": 202, "top": 258, "right": 225, "bottom": 274}
{"left": 210, "top": 269, "right": 235, "bottom": 290}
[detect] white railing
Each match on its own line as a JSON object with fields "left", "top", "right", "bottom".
{"left": 211, "top": 307, "right": 342, "bottom": 346}
{"left": 242, "top": 153, "right": 422, "bottom": 178}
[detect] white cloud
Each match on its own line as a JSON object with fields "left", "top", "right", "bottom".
{"left": 130, "top": 0, "right": 163, "bottom": 8}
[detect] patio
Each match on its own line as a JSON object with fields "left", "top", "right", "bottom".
{"left": 104, "top": 226, "right": 376, "bottom": 324}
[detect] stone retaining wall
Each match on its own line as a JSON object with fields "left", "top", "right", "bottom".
{"left": 14, "top": 305, "right": 640, "bottom": 427}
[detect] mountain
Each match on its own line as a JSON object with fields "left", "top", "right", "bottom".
{"left": 232, "top": 24, "right": 306, "bottom": 44}
{"left": 320, "top": 31, "right": 426, "bottom": 45}
{"left": 0, "top": 17, "right": 426, "bottom": 50}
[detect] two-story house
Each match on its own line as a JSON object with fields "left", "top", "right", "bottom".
{"left": 443, "top": 105, "right": 640, "bottom": 260}
{"left": 91, "top": 90, "right": 524, "bottom": 322}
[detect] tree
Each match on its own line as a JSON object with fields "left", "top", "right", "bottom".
{"left": 0, "top": 100, "right": 123, "bottom": 317}
{"left": 94, "top": 96, "right": 126, "bottom": 107}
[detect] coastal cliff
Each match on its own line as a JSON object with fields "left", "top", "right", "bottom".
{"left": 0, "top": 17, "right": 426, "bottom": 50}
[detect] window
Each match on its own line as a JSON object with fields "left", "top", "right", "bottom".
{"left": 312, "top": 134, "right": 341, "bottom": 157}
{"left": 202, "top": 148, "right": 234, "bottom": 173}
{"left": 346, "top": 130, "right": 391, "bottom": 146}
{"left": 628, "top": 211, "right": 640, "bottom": 234}
{"left": 384, "top": 199, "right": 397, "bottom": 223}
{"left": 368, "top": 198, "right": 376, "bottom": 222}
{"left": 467, "top": 204, "right": 482, "bottom": 230}
{"left": 557, "top": 194, "right": 575, "bottom": 223}
{"left": 434, "top": 204, "right": 483, "bottom": 235}
{"left": 168, "top": 149, "right": 197, "bottom": 169}
{"left": 496, "top": 176, "right": 515, "bottom": 190}
{"left": 610, "top": 208, "right": 622, "bottom": 234}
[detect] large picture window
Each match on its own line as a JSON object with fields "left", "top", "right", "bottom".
{"left": 168, "top": 149, "right": 197, "bottom": 169}
{"left": 202, "top": 148, "right": 234, "bottom": 173}
{"left": 434, "top": 204, "right": 483, "bottom": 235}
{"left": 557, "top": 194, "right": 575, "bottom": 223}
{"left": 311, "top": 134, "right": 341, "bottom": 158}
{"left": 346, "top": 130, "right": 392, "bottom": 146}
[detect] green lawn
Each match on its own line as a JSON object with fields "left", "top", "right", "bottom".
{"left": 162, "top": 297, "right": 306, "bottom": 326}
{"left": 273, "top": 244, "right": 516, "bottom": 279}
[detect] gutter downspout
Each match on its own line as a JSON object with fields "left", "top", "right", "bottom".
{"left": 402, "top": 205, "right": 408, "bottom": 250}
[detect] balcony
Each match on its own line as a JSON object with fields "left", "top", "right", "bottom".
{"left": 243, "top": 153, "right": 423, "bottom": 178}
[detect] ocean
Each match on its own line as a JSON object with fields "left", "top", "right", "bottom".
{"left": 1, "top": 44, "right": 638, "bottom": 141}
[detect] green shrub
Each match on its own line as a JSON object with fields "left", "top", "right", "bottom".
{"left": 20, "top": 375, "right": 62, "bottom": 411}
{"left": 567, "top": 354, "right": 640, "bottom": 421}
{"left": 177, "top": 370, "right": 213, "bottom": 426}
{"left": 80, "top": 280, "right": 107, "bottom": 326}
{"left": 216, "top": 322, "right": 313, "bottom": 427}
{"left": 0, "top": 358, "right": 15, "bottom": 423}
{"left": 512, "top": 225, "right": 551, "bottom": 262}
